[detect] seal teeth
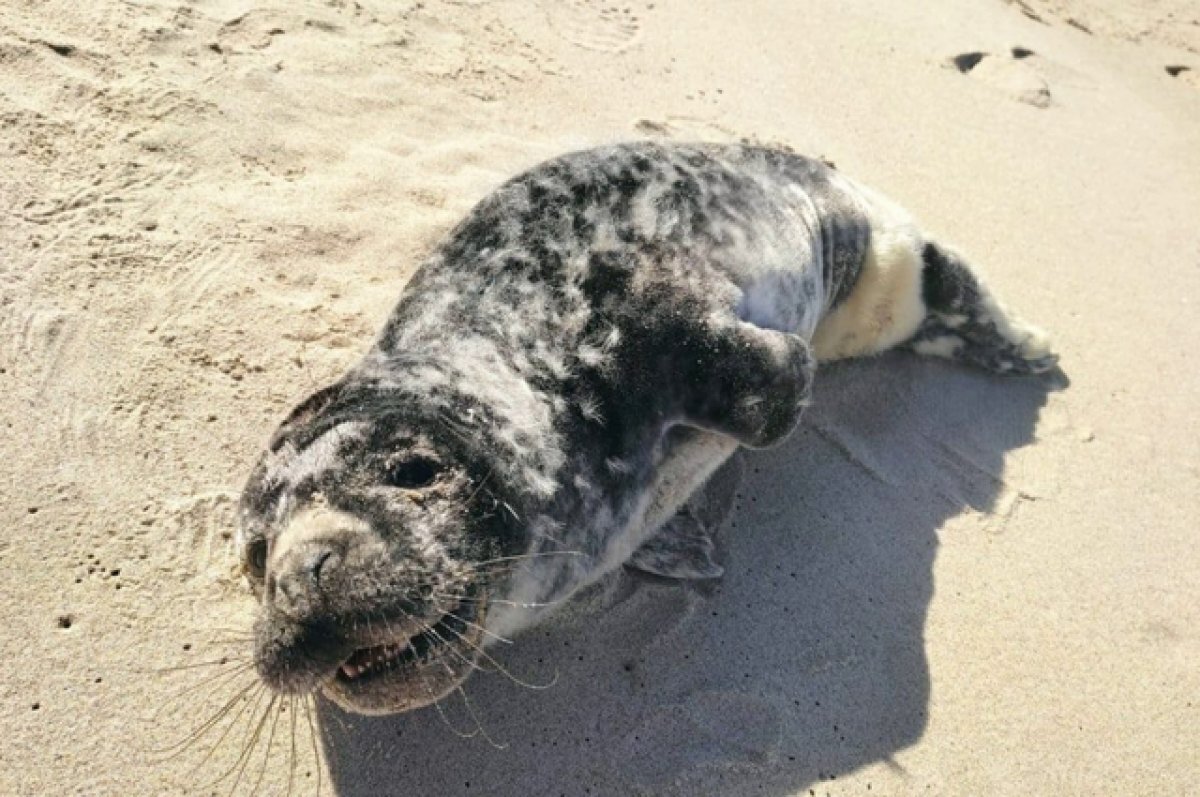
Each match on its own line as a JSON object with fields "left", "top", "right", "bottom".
{"left": 337, "top": 598, "right": 481, "bottom": 681}
{"left": 340, "top": 641, "right": 412, "bottom": 680}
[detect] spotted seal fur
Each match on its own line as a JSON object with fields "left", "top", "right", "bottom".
{"left": 236, "top": 141, "right": 1056, "bottom": 715}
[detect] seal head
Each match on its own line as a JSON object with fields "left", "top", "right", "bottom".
{"left": 238, "top": 379, "right": 524, "bottom": 715}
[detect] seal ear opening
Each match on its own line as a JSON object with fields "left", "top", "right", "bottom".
{"left": 268, "top": 381, "right": 347, "bottom": 452}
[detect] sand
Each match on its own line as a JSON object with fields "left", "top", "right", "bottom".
{"left": 2, "top": 0, "right": 1198, "bottom": 794}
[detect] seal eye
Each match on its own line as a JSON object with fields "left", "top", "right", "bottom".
{"left": 385, "top": 456, "right": 439, "bottom": 489}
{"left": 246, "top": 539, "right": 268, "bottom": 579}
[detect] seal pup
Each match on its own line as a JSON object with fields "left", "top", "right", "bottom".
{"left": 237, "top": 141, "right": 1056, "bottom": 715}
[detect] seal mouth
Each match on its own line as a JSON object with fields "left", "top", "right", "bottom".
{"left": 334, "top": 596, "right": 483, "bottom": 685}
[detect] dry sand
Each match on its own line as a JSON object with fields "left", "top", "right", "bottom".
{"left": 2, "top": 0, "right": 1199, "bottom": 795}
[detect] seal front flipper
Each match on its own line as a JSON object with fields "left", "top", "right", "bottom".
{"left": 627, "top": 509, "right": 723, "bottom": 580}
{"left": 627, "top": 450, "right": 743, "bottom": 580}
{"left": 679, "top": 322, "right": 816, "bottom": 449}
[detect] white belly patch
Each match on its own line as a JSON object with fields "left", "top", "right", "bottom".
{"left": 810, "top": 215, "right": 926, "bottom": 361}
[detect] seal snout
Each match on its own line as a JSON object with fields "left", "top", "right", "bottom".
{"left": 254, "top": 616, "right": 351, "bottom": 695}
{"left": 253, "top": 506, "right": 381, "bottom": 693}
{"left": 264, "top": 505, "right": 375, "bottom": 619}
{"left": 267, "top": 539, "right": 344, "bottom": 620}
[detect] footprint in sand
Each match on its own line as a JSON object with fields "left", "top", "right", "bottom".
{"left": 159, "top": 490, "right": 240, "bottom": 582}
{"left": 212, "top": 9, "right": 294, "bottom": 54}
{"left": 948, "top": 46, "right": 1053, "bottom": 108}
{"left": 542, "top": 0, "right": 646, "bottom": 53}
{"left": 632, "top": 115, "right": 742, "bottom": 141}
{"left": 4, "top": 303, "right": 80, "bottom": 393}
{"left": 149, "top": 240, "right": 242, "bottom": 334}
{"left": 1166, "top": 64, "right": 1199, "bottom": 89}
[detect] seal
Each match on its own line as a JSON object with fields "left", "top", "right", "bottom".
{"left": 236, "top": 141, "right": 1056, "bottom": 716}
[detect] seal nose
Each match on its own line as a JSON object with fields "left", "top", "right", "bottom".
{"left": 264, "top": 506, "right": 369, "bottom": 619}
{"left": 268, "top": 541, "right": 343, "bottom": 620}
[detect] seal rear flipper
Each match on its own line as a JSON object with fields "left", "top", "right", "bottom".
{"left": 683, "top": 324, "right": 815, "bottom": 449}
{"left": 910, "top": 240, "right": 1058, "bottom": 375}
{"left": 627, "top": 509, "right": 723, "bottom": 580}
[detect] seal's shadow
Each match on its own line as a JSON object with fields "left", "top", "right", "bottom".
{"left": 318, "top": 354, "right": 1061, "bottom": 796}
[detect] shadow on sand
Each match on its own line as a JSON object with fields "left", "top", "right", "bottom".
{"left": 318, "top": 353, "right": 1062, "bottom": 796}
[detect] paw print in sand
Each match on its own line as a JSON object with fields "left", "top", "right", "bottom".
{"left": 948, "top": 46, "right": 1053, "bottom": 108}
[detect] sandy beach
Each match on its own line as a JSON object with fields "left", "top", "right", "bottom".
{"left": 2, "top": 0, "right": 1198, "bottom": 794}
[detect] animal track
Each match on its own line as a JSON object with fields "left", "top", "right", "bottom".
{"left": 951, "top": 51, "right": 988, "bottom": 73}
{"left": 160, "top": 490, "right": 240, "bottom": 582}
{"left": 213, "top": 10, "right": 293, "bottom": 54}
{"left": 3, "top": 303, "right": 80, "bottom": 394}
{"left": 1003, "top": 0, "right": 1200, "bottom": 54}
{"left": 1166, "top": 64, "right": 1199, "bottom": 89}
{"left": 948, "top": 47, "right": 1053, "bottom": 108}
{"left": 543, "top": 0, "right": 646, "bottom": 53}
{"left": 632, "top": 115, "right": 741, "bottom": 142}
{"left": 150, "top": 237, "right": 243, "bottom": 333}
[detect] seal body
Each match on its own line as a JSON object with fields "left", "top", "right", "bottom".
{"left": 237, "top": 142, "right": 1056, "bottom": 715}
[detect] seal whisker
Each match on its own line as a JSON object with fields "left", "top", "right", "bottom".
{"left": 429, "top": 591, "right": 565, "bottom": 610}
{"left": 379, "top": 605, "right": 491, "bottom": 679}
{"left": 418, "top": 618, "right": 490, "bottom": 677}
{"left": 286, "top": 695, "right": 298, "bottom": 797}
{"left": 151, "top": 655, "right": 249, "bottom": 675}
{"left": 156, "top": 682, "right": 264, "bottom": 786}
{"left": 452, "top": 678, "right": 508, "bottom": 749}
{"left": 205, "top": 635, "right": 255, "bottom": 647}
{"left": 248, "top": 693, "right": 284, "bottom": 797}
{"left": 530, "top": 521, "right": 570, "bottom": 548}
{"left": 436, "top": 411, "right": 478, "bottom": 448}
{"left": 223, "top": 693, "right": 277, "bottom": 797}
{"left": 303, "top": 697, "right": 324, "bottom": 797}
{"left": 174, "top": 627, "right": 255, "bottom": 642}
{"left": 417, "top": 660, "right": 479, "bottom": 740}
{"left": 462, "top": 550, "right": 586, "bottom": 568}
{"left": 462, "top": 468, "right": 494, "bottom": 508}
{"left": 149, "top": 681, "right": 263, "bottom": 763}
{"left": 394, "top": 551, "right": 584, "bottom": 589}
{"left": 445, "top": 609, "right": 512, "bottom": 645}
{"left": 147, "top": 671, "right": 259, "bottom": 756}
{"left": 193, "top": 682, "right": 265, "bottom": 770}
{"left": 209, "top": 628, "right": 257, "bottom": 639}
{"left": 150, "top": 661, "right": 255, "bottom": 723}
{"left": 437, "top": 621, "right": 559, "bottom": 691}
{"left": 186, "top": 682, "right": 267, "bottom": 781}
